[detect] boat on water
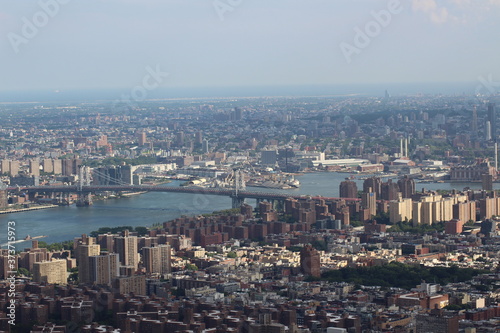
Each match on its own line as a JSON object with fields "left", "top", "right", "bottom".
{"left": 247, "top": 175, "right": 300, "bottom": 189}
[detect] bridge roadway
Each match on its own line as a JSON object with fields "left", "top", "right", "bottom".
{"left": 9, "top": 185, "right": 360, "bottom": 203}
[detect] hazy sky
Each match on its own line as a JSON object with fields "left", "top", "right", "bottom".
{"left": 1, "top": 0, "right": 500, "bottom": 94}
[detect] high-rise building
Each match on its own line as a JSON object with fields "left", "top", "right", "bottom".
{"left": 363, "top": 177, "right": 382, "bottom": 199}
{"left": 339, "top": 179, "right": 358, "bottom": 199}
{"left": 486, "top": 121, "right": 492, "bottom": 141}
{"left": 9, "top": 160, "right": 19, "bottom": 177}
{"left": 42, "top": 159, "right": 53, "bottom": 173}
{"left": 96, "top": 135, "right": 108, "bottom": 148}
{"left": 480, "top": 219, "right": 497, "bottom": 237}
{"left": 234, "top": 107, "right": 243, "bottom": 121}
{"left": 488, "top": 103, "right": 496, "bottom": 140}
{"left": 176, "top": 131, "right": 185, "bottom": 147}
{"left": 202, "top": 139, "right": 209, "bottom": 154}
{"left": 381, "top": 179, "right": 400, "bottom": 201}
{"left": 0, "top": 183, "right": 7, "bottom": 209}
{"left": 389, "top": 197, "right": 412, "bottom": 223}
{"left": 94, "top": 165, "right": 134, "bottom": 185}
{"left": 479, "top": 197, "right": 500, "bottom": 220}
{"left": 1, "top": 160, "right": 20, "bottom": 177}
{"left": 195, "top": 131, "right": 203, "bottom": 144}
{"left": 33, "top": 259, "right": 67, "bottom": 284}
{"left": 88, "top": 253, "right": 119, "bottom": 286}
{"left": 75, "top": 235, "right": 101, "bottom": 284}
{"left": 261, "top": 150, "right": 278, "bottom": 165}
{"left": 361, "top": 187, "right": 376, "bottom": 218}
{"left": 482, "top": 173, "right": 493, "bottom": 191}
{"left": 0, "top": 160, "right": 9, "bottom": 175}
{"left": 52, "top": 159, "right": 62, "bottom": 174}
{"left": 453, "top": 201, "right": 476, "bottom": 223}
{"left": 29, "top": 159, "right": 40, "bottom": 177}
{"left": 300, "top": 244, "right": 320, "bottom": 278}
{"left": 398, "top": 175, "right": 415, "bottom": 199}
{"left": 114, "top": 229, "right": 139, "bottom": 271}
{"left": 62, "top": 158, "right": 82, "bottom": 176}
{"left": 142, "top": 244, "right": 171, "bottom": 275}
{"left": 471, "top": 105, "right": 478, "bottom": 132}
{"left": 138, "top": 132, "right": 147, "bottom": 146}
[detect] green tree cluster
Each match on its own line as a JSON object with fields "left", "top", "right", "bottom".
{"left": 89, "top": 226, "right": 149, "bottom": 237}
{"left": 390, "top": 221, "right": 445, "bottom": 234}
{"left": 316, "top": 262, "right": 487, "bottom": 290}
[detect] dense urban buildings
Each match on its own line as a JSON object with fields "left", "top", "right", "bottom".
{"left": 1, "top": 94, "right": 500, "bottom": 332}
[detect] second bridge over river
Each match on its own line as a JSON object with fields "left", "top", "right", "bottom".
{"left": 12, "top": 184, "right": 360, "bottom": 209}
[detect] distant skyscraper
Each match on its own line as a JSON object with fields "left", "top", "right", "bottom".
{"left": 488, "top": 103, "right": 497, "bottom": 140}
{"left": 486, "top": 121, "right": 492, "bottom": 141}
{"left": 202, "top": 139, "right": 209, "bottom": 154}
{"left": 176, "top": 131, "right": 185, "bottom": 147}
{"left": 0, "top": 160, "right": 18, "bottom": 176}
{"left": 138, "top": 132, "right": 147, "bottom": 146}
{"left": 52, "top": 159, "right": 62, "bottom": 174}
{"left": 29, "top": 159, "right": 40, "bottom": 177}
{"left": 471, "top": 105, "right": 478, "bottom": 132}
{"left": 300, "top": 244, "right": 320, "bottom": 278}
{"left": 0, "top": 160, "right": 9, "bottom": 175}
{"left": 9, "top": 160, "right": 19, "bottom": 177}
{"left": 361, "top": 187, "right": 377, "bottom": 218}
{"left": 195, "top": 131, "right": 203, "bottom": 144}
{"left": 42, "top": 159, "right": 53, "bottom": 173}
{"left": 339, "top": 179, "right": 358, "bottom": 199}
{"left": 234, "top": 107, "right": 242, "bottom": 121}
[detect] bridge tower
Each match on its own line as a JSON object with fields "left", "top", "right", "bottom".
{"left": 231, "top": 169, "right": 246, "bottom": 208}
{"left": 76, "top": 166, "right": 93, "bottom": 207}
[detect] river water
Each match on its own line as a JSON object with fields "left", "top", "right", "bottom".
{"left": 0, "top": 173, "right": 493, "bottom": 246}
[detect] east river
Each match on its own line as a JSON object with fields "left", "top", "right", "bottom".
{"left": 0, "top": 172, "right": 497, "bottom": 246}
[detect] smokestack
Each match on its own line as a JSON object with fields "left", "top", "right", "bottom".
{"left": 405, "top": 139, "right": 408, "bottom": 158}
{"left": 400, "top": 139, "right": 403, "bottom": 158}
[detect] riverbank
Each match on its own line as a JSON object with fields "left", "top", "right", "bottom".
{"left": 120, "top": 191, "right": 148, "bottom": 197}
{"left": 0, "top": 204, "right": 58, "bottom": 215}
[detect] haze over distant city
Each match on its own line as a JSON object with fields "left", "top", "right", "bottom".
{"left": 1, "top": 0, "right": 500, "bottom": 101}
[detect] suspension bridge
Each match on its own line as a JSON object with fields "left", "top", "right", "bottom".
{"left": 7, "top": 167, "right": 359, "bottom": 209}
